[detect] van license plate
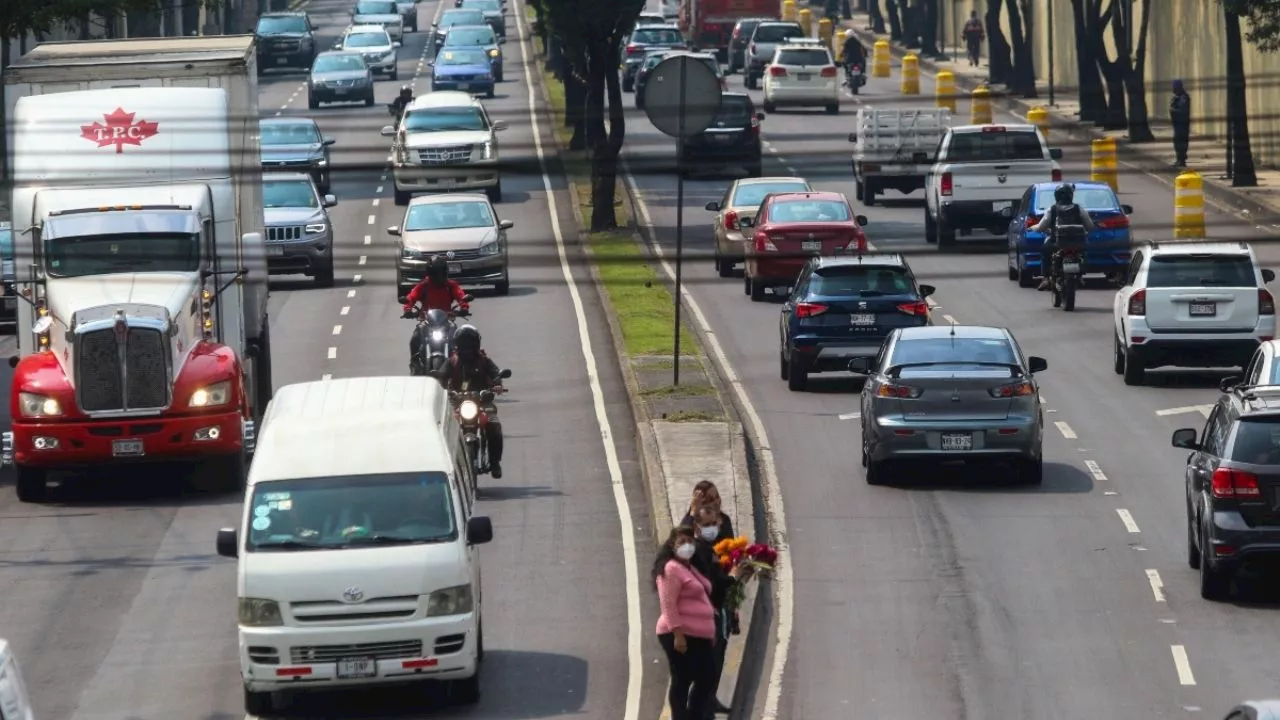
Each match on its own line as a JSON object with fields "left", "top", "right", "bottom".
{"left": 448, "top": 263, "right": 462, "bottom": 274}
{"left": 941, "top": 433, "right": 972, "bottom": 451}
{"left": 336, "top": 657, "right": 377, "bottom": 679}
{"left": 112, "top": 440, "right": 144, "bottom": 457}
{"left": 802, "top": 240, "right": 821, "bottom": 251}
{"left": 850, "top": 313, "right": 874, "bottom": 325}
{"left": 1190, "top": 302, "right": 1216, "bottom": 316}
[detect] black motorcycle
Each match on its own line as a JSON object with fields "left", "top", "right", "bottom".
{"left": 844, "top": 61, "right": 866, "bottom": 94}
{"left": 451, "top": 368, "right": 512, "bottom": 493}
{"left": 1048, "top": 225, "right": 1087, "bottom": 312}
{"left": 403, "top": 296, "right": 473, "bottom": 378}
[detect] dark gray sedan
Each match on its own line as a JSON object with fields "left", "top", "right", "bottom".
{"left": 307, "top": 51, "right": 375, "bottom": 108}
{"left": 850, "top": 325, "right": 1048, "bottom": 485}
{"left": 259, "top": 117, "right": 335, "bottom": 192}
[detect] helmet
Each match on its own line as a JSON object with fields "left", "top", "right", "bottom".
{"left": 454, "top": 324, "right": 481, "bottom": 360}
{"left": 399, "top": 84, "right": 413, "bottom": 100}
{"left": 1054, "top": 183, "right": 1075, "bottom": 205}
{"left": 426, "top": 255, "right": 449, "bottom": 283}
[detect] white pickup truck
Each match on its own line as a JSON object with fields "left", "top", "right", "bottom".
{"left": 847, "top": 107, "right": 951, "bottom": 206}
{"left": 923, "top": 123, "right": 1063, "bottom": 248}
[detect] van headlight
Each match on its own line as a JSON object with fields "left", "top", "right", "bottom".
{"left": 305, "top": 223, "right": 327, "bottom": 234}
{"left": 239, "top": 598, "right": 284, "bottom": 626}
{"left": 18, "top": 392, "right": 61, "bottom": 418}
{"left": 458, "top": 399, "right": 479, "bottom": 421}
{"left": 478, "top": 238, "right": 500, "bottom": 256}
{"left": 426, "top": 585, "right": 473, "bottom": 616}
{"left": 189, "top": 380, "right": 231, "bottom": 408}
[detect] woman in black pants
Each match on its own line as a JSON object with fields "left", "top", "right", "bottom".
{"left": 690, "top": 504, "right": 744, "bottom": 718}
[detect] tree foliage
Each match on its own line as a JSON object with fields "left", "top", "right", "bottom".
{"left": 2, "top": 0, "right": 224, "bottom": 41}
{"left": 1222, "top": 0, "right": 1280, "bottom": 51}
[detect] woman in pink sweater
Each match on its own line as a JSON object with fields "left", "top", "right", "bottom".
{"left": 653, "top": 526, "right": 718, "bottom": 720}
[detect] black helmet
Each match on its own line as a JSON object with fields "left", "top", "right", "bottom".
{"left": 454, "top": 324, "right": 481, "bottom": 360}
{"left": 427, "top": 255, "right": 449, "bottom": 283}
{"left": 1054, "top": 183, "right": 1075, "bottom": 204}
{"left": 399, "top": 84, "right": 413, "bottom": 99}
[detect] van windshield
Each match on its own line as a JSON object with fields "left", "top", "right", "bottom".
{"left": 46, "top": 233, "right": 200, "bottom": 278}
{"left": 246, "top": 471, "right": 458, "bottom": 551}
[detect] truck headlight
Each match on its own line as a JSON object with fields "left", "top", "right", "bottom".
{"left": 305, "top": 223, "right": 327, "bottom": 234}
{"left": 426, "top": 585, "right": 473, "bottom": 616}
{"left": 18, "top": 392, "right": 61, "bottom": 418}
{"left": 189, "top": 380, "right": 231, "bottom": 408}
{"left": 458, "top": 399, "right": 479, "bottom": 421}
{"left": 401, "top": 246, "right": 419, "bottom": 259}
{"left": 478, "top": 239, "right": 500, "bottom": 256}
{"left": 238, "top": 598, "right": 284, "bottom": 626}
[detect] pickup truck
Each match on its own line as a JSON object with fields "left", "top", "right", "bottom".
{"left": 923, "top": 124, "right": 1063, "bottom": 248}
{"left": 847, "top": 107, "right": 951, "bottom": 206}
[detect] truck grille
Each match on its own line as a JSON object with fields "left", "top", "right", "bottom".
{"left": 418, "top": 145, "right": 474, "bottom": 165}
{"left": 76, "top": 327, "right": 169, "bottom": 412}
{"left": 268, "top": 226, "right": 303, "bottom": 242}
{"left": 290, "top": 640, "right": 422, "bottom": 664}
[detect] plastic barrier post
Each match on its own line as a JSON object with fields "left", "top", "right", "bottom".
{"left": 818, "top": 17, "right": 833, "bottom": 44}
{"left": 781, "top": 0, "right": 796, "bottom": 21}
{"left": 1028, "top": 106, "right": 1050, "bottom": 141}
{"left": 970, "top": 86, "right": 992, "bottom": 124}
{"left": 900, "top": 53, "right": 920, "bottom": 95}
{"left": 872, "top": 39, "right": 891, "bottom": 78}
{"left": 935, "top": 70, "right": 956, "bottom": 112}
{"left": 798, "top": 8, "right": 812, "bottom": 35}
{"left": 1174, "top": 170, "right": 1207, "bottom": 239}
{"left": 834, "top": 28, "right": 847, "bottom": 61}
{"left": 1090, "top": 137, "right": 1119, "bottom": 192}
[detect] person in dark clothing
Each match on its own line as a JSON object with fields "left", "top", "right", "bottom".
{"left": 962, "top": 11, "right": 984, "bottom": 66}
{"left": 1170, "top": 79, "right": 1192, "bottom": 167}
{"left": 446, "top": 325, "right": 506, "bottom": 478}
{"left": 689, "top": 504, "right": 748, "bottom": 718}
{"left": 1032, "top": 183, "right": 1096, "bottom": 290}
{"left": 404, "top": 256, "right": 470, "bottom": 372}
{"left": 842, "top": 33, "right": 866, "bottom": 77}
{"left": 681, "top": 480, "right": 735, "bottom": 542}
{"left": 388, "top": 84, "right": 414, "bottom": 121}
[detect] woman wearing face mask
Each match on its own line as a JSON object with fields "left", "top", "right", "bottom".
{"left": 654, "top": 526, "right": 718, "bottom": 720}
{"left": 682, "top": 481, "right": 734, "bottom": 543}
{"left": 690, "top": 504, "right": 747, "bottom": 718}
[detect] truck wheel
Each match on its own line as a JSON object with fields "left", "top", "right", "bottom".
{"left": 763, "top": 100, "right": 776, "bottom": 113}
{"left": 15, "top": 465, "right": 48, "bottom": 503}
{"left": 924, "top": 210, "right": 938, "bottom": 244}
{"left": 937, "top": 217, "right": 957, "bottom": 248}
{"left": 854, "top": 179, "right": 864, "bottom": 201}
{"left": 314, "top": 262, "right": 335, "bottom": 288}
{"left": 863, "top": 180, "right": 877, "bottom": 206}
{"left": 826, "top": 102, "right": 839, "bottom": 114}
{"left": 395, "top": 188, "right": 412, "bottom": 205}
{"left": 194, "top": 449, "right": 247, "bottom": 494}
{"left": 308, "top": 94, "right": 319, "bottom": 110}
{"left": 746, "top": 161, "right": 762, "bottom": 178}
{"left": 244, "top": 688, "right": 273, "bottom": 715}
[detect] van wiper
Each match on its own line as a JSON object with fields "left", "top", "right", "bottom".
{"left": 343, "top": 533, "right": 451, "bottom": 546}
{"left": 253, "top": 539, "right": 326, "bottom": 550}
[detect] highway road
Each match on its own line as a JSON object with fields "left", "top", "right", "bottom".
{"left": 0, "top": 1, "right": 665, "bottom": 718}
{"left": 623, "top": 43, "right": 1280, "bottom": 718}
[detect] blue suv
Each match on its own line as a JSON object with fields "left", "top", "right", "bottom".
{"left": 779, "top": 254, "right": 934, "bottom": 391}
{"left": 1004, "top": 181, "right": 1133, "bottom": 288}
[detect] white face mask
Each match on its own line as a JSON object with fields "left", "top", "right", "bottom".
{"left": 699, "top": 526, "right": 718, "bottom": 542}
{"left": 675, "top": 543, "right": 696, "bottom": 560}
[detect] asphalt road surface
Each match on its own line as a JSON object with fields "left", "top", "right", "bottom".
{"left": 624, "top": 41, "right": 1280, "bottom": 719}
{"left": 0, "top": 2, "right": 666, "bottom": 718}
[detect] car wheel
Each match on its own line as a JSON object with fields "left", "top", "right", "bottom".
{"left": 826, "top": 102, "right": 839, "bottom": 114}
{"left": 244, "top": 689, "right": 273, "bottom": 715}
{"left": 1007, "top": 258, "right": 1018, "bottom": 281}
{"left": 749, "top": 276, "right": 765, "bottom": 302}
{"left": 718, "top": 253, "right": 733, "bottom": 278}
{"left": 497, "top": 70, "right": 504, "bottom": 83}
{"left": 746, "top": 161, "right": 762, "bottom": 178}
{"left": 787, "top": 354, "right": 808, "bottom": 391}
{"left": 395, "top": 188, "right": 412, "bottom": 206}
{"left": 1122, "top": 347, "right": 1145, "bottom": 386}
{"left": 779, "top": 348, "right": 790, "bottom": 380}
{"left": 1187, "top": 502, "right": 1201, "bottom": 570}
{"left": 308, "top": 94, "right": 319, "bottom": 110}
{"left": 14, "top": 465, "right": 48, "bottom": 503}
{"left": 319, "top": 171, "right": 331, "bottom": 194}
{"left": 314, "top": 262, "right": 335, "bottom": 288}
{"left": 865, "top": 458, "right": 889, "bottom": 485}
{"left": 1199, "top": 524, "right": 1230, "bottom": 600}
{"left": 487, "top": 182, "right": 502, "bottom": 202}
{"left": 1017, "top": 262, "right": 1036, "bottom": 288}
{"left": 494, "top": 274, "right": 510, "bottom": 295}
{"left": 855, "top": 178, "right": 864, "bottom": 202}
{"left": 390, "top": 68, "right": 399, "bottom": 81}
{"left": 365, "top": 92, "right": 375, "bottom": 106}
{"left": 623, "top": 76, "right": 634, "bottom": 92}
{"left": 486, "top": 86, "right": 495, "bottom": 99}
{"left": 743, "top": 272, "right": 751, "bottom": 296}
{"left": 763, "top": 100, "right": 776, "bottom": 113}
{"left": 1018, "top": 457, "right": 1043, "bottom": 485}
{"left": 1113, "top": 334, "right": 1125, "bottom": 375}
{"left": 451, "top": 673, "right": 481, "bottom": 705}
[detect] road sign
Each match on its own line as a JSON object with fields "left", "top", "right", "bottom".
{"left": 642, "top": 56, "right": 723, "bottom": 139}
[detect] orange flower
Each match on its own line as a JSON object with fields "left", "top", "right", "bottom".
{"left": 713, "top": 538, "right": 735, "bottom": 557}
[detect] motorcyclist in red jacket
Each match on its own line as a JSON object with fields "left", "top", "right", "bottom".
{"left": 403, "top": 256, "right": 470, "bottom": 372}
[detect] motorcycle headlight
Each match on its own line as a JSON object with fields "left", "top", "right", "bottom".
{"left": 18, "top": 392, "right": 61, "bottom": 418}
{"left": 189, "top": 380, "right": 231, "bottom": 408}
{"left": 305, "top": 223, "right": 327, "bottom": 234}
{"left": 459, "top": 399, "right": 479, "bottom": 421}
{"left": 238, "top": 598, "right": 284, "bottom": 626}
{"left": 426, "top": 584, "right": 473, "bottom": 617}
{"left": 488, "top": 48, "right": 500, "bottom": 58}
{"left": 430, "top": 329, "right": 446, "bottom": 342}
{"left": 479, "top": 238, "right": 500, "bottom": 256}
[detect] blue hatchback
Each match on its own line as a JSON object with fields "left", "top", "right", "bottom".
{"left": 1004, "top": 181, "right": 1134, "bottom": 288}
{"left": 431, "top": 47, "right": 495, "bottom": 97}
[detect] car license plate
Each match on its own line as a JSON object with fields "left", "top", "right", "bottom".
{"left": 992, "top": 201, "right": 1013, "bottom": 212}
{"left": 457, "top": 83, "right": 470, "bottom": 90}
{"left": 802, "top": 240, "right": 821, "bottom": 251}
{"left": 267, "top": 246, "right": 284, "bottom": 256}
{"left": 1189, "top": 302, "right": 1216, "bottom": 316}
{"left": 1061, "top": 261, "right": 1081, "bottom": 273}
{"left": 112, "top": 439, "right": 144, "bottom": 457}
{"left": 448, "top": 262, "right": 462, "bottom": 274}
{"left": 336, "top": 657, "right": 377, "bottom": 679}
{"left": 796, "top": 72, "right": 812, "bottom": 80}
{"left": 941, "top": 433, "right": 972, "bottom": 451}
{"left": 334, "top": 88, "right": 348, "bottom": 95}
{"left": 713, "top": 134, "right": 733, "bottom": 143}
{"left": 275, "top": 57, "right": 288, "bottom": 64}
{"left": 850, "top": 313, "right": 875, "bottom": 325}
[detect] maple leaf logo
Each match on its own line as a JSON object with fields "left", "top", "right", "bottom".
{"left": 80, "top": 108, "right": 160, "bottom": 154}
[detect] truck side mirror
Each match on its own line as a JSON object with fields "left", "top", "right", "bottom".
{"left": 1264, "top": 269, "right": 1276, "bottom": 283}
{"left": 241, "top": 232, "right": 263, "bottom": 256}
{"left": 216, "top": 528, "right": 238, "bottom": 558}
{"left": 323, "top": 194, "right": 337, "bottom": 208}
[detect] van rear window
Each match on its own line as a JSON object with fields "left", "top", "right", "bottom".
{"left": 1146, "top": 255, "right": 1256, "bottom": 288}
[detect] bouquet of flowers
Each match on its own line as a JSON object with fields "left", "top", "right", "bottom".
{"left": 712, "top": 536, "right": 779, "bottom": 612}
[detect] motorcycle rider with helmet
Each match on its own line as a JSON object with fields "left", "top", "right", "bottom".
{"left": 403, "top": 256, "right": 470, "bottom": 373}
{"left": 447, "top": 325, "right": 506, "bottom": 479}
{"left": 389, "top": 85, "right": 414, "bottom": 121}
{"left": 1031, "top": 183, "right": 1095, "bottom": 290}
{"left": 842, "top": 33, "right": 866, "bottom": 85}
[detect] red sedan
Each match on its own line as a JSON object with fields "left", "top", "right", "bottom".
{"left": 741, "top": 191, "right": 868, "bottom": 301}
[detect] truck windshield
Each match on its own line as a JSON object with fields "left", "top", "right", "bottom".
{"left": 257, "top": 16, "right": 307, "bottom": 33}
{"left": 245, "top": 471, "right": 459, "bottom": 551}
{"left": 46, "top": 233, "right": 200, "bottom": 278}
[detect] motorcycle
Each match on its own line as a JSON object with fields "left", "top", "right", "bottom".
{"left": 451, "top": 368, "right": 512, "bottom": 493}
{"left": 403, "top": 295, "right": 473, "bottom": 378}
{"left": 1048, "top": 225, "right": 1087, "bottom": 312}
{"left": 844, "top": 62, "right": 866, "bottom": 94}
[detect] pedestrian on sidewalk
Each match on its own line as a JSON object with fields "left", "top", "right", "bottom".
{"left": 682, "top": 480, "right": 735, "bottom": 543}
{"left": 690, "top": 504, "right": 749, "bottom": 718}
{"left": 1170, "top": 79, "right": 1192, "bottom": 167}
{"left": 962, "top": 11, "right": 984, "bottom": 67}
{"left": 654, "top": 526, "right": 719, "bottom": 720}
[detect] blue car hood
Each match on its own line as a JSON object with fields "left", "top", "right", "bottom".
{"left": 445, "top": 42, "right": 497, "bottom": 55}
{"left": 436, "top": 62, "right": 492, "bottom": 76}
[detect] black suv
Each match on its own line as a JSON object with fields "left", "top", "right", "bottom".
{"left": 1172, "top": 385, "right": 1280, "bottom": 600}
{"left": 255, "top": 12, "right": 317, "bottom": 72}
{"left": 680, "top": 92, "right": 763, "bottom": 178}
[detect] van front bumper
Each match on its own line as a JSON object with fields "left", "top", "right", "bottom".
{"left": 240, "top": 613, "right": 478, "bottom": 692}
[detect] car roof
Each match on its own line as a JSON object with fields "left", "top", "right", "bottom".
{"left": 1231, "top": 386, "right": 1280, "bottom": 415}
{"left": 406, "top": 192, "right": 492, "bottom": 206}
{"left": 779, "top": 39, "right": 826, "bottom": 47}
{"left": 758, "top": 20, "right": 802, "bottom": 26}
{"left": 768, "top": 190, "right": 846, "bottom": 202}
{"left": 951, "top": 123, "right": 1038, "bottom": 134}
{"left": 260, "top": 116, "right": 319, "bottom": 127}
{"left": 346, "top": 24, "right": 389, "bottom": 34}
{"left": 1138, "top": 240, "right": 1253, "bottom": 256}
{"left": 815, "top": 253, "right": 908, "bottom": 269}
{"left": 407, "top": 91, "right": 481, "bottom": 109}
{"left": 634, "top": 23, "right": 681, "bottom": 30}
{"left": 669, "top": 51, "right": 717, "bottom": 60}
{"left": 1239, "top": 701, "right": 1280, "bottom": 720}
{"left": 735, "top": 176, "right": 808, "bottom": 186}
{"left": 898, "top": 325, "right": 1009, "bottom": 341}
{"left": 262, "top": 171, "right": 316, "bottom": 183}
{"left": 735, "top": 17, "right": 772, "bottom": 23}
{"left": 316, "top": 49, "right": 362, "bottom": 58}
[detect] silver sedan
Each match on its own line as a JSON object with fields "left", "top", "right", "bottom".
{"left": 850, "top": 324, "right": 1048, "bottom": 485}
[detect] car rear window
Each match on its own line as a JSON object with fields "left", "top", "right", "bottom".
{"left": 356, "top": 0, "right": 395, "bottom": 13}
{"left": 889, "top": 337, "right": 1017, "bottom": 366}
{"left": 812, "top": 266, "right": 914, "bottom": 296}
{"left": 633, "top": 28, "right": 683, "bottom": 44}
{"left": 947, "top": 130, "right": 1044, "bottom": 162}
{"left": 643, "top": 52, "right": 668, "bottom": 69}
{"left": 731, "top": 181, "right": 808, "bottom": 208}
{"left": 1146, "top": 255, "right": 1256, "bottom": 288}
{"left": 768, "top": 200, "right": 850, "bottom": 222}
{"left": 776, "top": 49, "right": 831, "bottom": 65}
{"left": 1229, "top": 418, "right": 1280, "bottom": 464}
{"left": 754, "top": 24, "right": 803, "bottom": 42}
{"left": 713, "top": 95, "right": 752, "bottom": 124}
{"left": 1034, "top": 188, "right": 1119, "bottom": 213}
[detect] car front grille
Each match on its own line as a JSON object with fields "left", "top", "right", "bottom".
{"left": 268, "top": 226, "right": 303, "bottom": 242}
{"left": 290, "top": 640, "right": 422, "bottom": 664}
{"left": 417, "top": 145, "right": 475, "bottom": 165}
{"left": 76, "top": 326, "right": 169, "bottom": 412}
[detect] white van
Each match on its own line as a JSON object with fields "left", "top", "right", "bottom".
{"left": 214, "top": 377, "right": 492, "bottom": 715}
{"left": 0, "top": 639, "right": 34, "bottom": 720}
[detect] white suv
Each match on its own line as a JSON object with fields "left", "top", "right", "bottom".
{"left": 382, "top": 91, "right": 507, "bottom": 205}
{"left": 762, "top": 40, "right": 839, "bottom": 114}
{"left": 1113, "top": 241, "right": 1277, "bottom": 386}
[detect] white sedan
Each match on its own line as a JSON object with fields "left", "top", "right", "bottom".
{"left": 762, "top": 41, "right": 840, "bottom": 114}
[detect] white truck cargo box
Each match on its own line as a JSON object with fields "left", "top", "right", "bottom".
{"left": 848, "top": 107, "right": 951, "bottom": 205}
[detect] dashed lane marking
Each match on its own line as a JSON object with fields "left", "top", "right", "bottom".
{"left": 367, "top": 214, "right": 376, "bottom": 225}
{"left": 941, "top": 314, "right": 957, "bottom": 325}
{"left": 1116, "top": 508, "right": 1141, "bottom": 533}
{"left": 353, "top": 274, "right": 362, "bottom": 284}
{"left": 340, "top": 306, "right": 350, "bottom": 316}
{"left": 363, "top": 234, "right": 372, "bottom": 245}
{"left": 1054, "top": 421, "right": 1076, "bottom": 439}
{"left": 376, "top": 186, "right": 384, "bottom": 193}
{"left": 1084, "top": 460, "right": 1109, "bottom": 482}
{"left": 1171, "top": 645, "right": 1197, "bottom": 685}
{"left": 326, "top": 347, "right": 337, "bottom": 360}
{"left": 332, "top": 325, "right": 342, "bottom": 335}
{"left": 1145, "top": 569, "right": 1166, "bottom": 602}
{"left": 372, "top": 198, "right": 380, "bottom": 207}
{"left": 358, "top": 255, "right": 367, "bottom": 266}
{"left": 837, "top": 412, "right": 859, "bottom": 420}
{"left": 347, "top": 289, "right": 357, "bottom": 298}
{"left": 321, "top": 373, "right": 332, "bottom": 381}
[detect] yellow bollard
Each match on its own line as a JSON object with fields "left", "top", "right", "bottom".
{"left": 781, "top": 0, "right": 796, "bottom": 21}
{"left": 1028, "top": 106, "right": 1050, "bottom": 141}
{"left": 1174, "top": 170, "right": 1207, "bottom": 239}
{"left": 900, "top": 53, "right": 920, "bottom": 95}
{"left": 1090, "top": 137, "right": 1119, "bottom": 191}
{"left": 818, "top": 17, "right": 833, "bottom": 44}
{"left": 834, "top": 29, "right": 848, "bottom": 61}
{"left": 970, "top": 86, "right": 992, "bottom": 124}
{"left": 797, "top": 8, "right": 812, "bottom": 36}
{"left": 935, "top": 70, "right": 957, "bottom": 112}
{"left": 872, "top": 39, "right": 891, "bottom": 78}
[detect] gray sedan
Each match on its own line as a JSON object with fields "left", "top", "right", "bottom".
{"left": 850, "top": 325, "right": 1048, "bottom": 485}
{"left": 307, "top": 51, "right": 375, "bottom": 108}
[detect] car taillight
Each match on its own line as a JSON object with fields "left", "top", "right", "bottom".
{"left": 626, "top": 43, "right": 642, "bottom": 56}
{"left": 1051, "top": 168, "right": 1063, "bottom": 182}
{"left": 795, "top": 302, "right": 828, "bottom": 318}
{"left": 877, "top": 383, "right": 923, "bottom": 398}
{"left": 1024, "top": 214, "right": 1042, "bottom": 229}
{"left": 769, "top": 66, "right": 787, "bottom": 77}
{"left": 1211, "top": 468, "right": 1262, "bottom": 499}
{"left": 1261, "top": 288, "right": 1276, "bottom": 315}
{"left": 755, "top": 233, "right": 778, "bottom": 252}
{"left": 732, "top": 26, "right": 741, "bottom": 37}
{"left": 1128, "top": 289, "right": 1146, "bottom": 316}
{"left": 820, "top": 66, "right": 837, "bottom": 77}
{"left": 724, "top": 210, "right": 739, "bottom": 230}
{"left": 749, "top": 115, "right": 761, "bottom": 136}
{"left": 1096, "top": 215, "right": 1129, "bottom": 229}
{"left": 940, "top": 172, "right": 953, "bottom": 196}
{"left": 846, "top": 233, "right": 867, "bottom": 252}
{"left": 988, "top": 380, "right": 1035, "bottom": 398}
{"left": 897, "top": 301, "right": 929, "bottom": 316}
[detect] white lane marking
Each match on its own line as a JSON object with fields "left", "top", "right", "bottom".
{"left": 372, "top": 198, "right": 380, "bottom": 207}
{"left": 326, "top": 347, "right": 337, "bottom": 360}
{"left": 837, "top": 412, "right": 860, "bottom": 420}
{"left": 273, "top": 111, "right": 282, "bottom": 116}
{"left": 353, "top": 274, "right": 362, "bottom": 284}
{"left": 347, "top": 289, "right": 357, "bottom": 298}
{"left": 1116, "top": 508, "right": 1141, "bottom": 533}
{"left": 515, "top": 4, "right": 641, "bottom": 719}
{"left": 332, "top": 325, "right": 342, "bottom": 335}
{"left": 941, "top": 313, "right": 957, "bottom": 325}
{"left": 1171, "top": 645, "right": 1197, "bottom": 685}
{"left": 1054, "top": 421, "right": 1077, "bottom": 439}
{"left": 321, "top": 373, "right": 332, "bottom": 380}
{"left": 376, "top": 186, "right": 384, "bottom": 194}
{"left": 1084, "top": 459, "right": 1109, "bottom": 482}
{"left": 1104, "top": 490, "right": 1118, "bottom": 496}
{"left": 380, "top": 174, "right": 387, "bottom": 181}
{"left": 1145, "top": 569, "right": 1166, "bottom": 602}
{"left": 279, "top": 103, "right": 288, "bottom": 110}
{"left": 363, "top": 234, "right": 372, "bottom": 245}
{"left": 340, "top": 306, "right": 350, "bottom": 316}
{"left": 1155, "top": 404, "right": 1214, "bottom": 418}
{"left": 367, "top": 214, "right": 376, "bottom": 225}
{"left": 358, "top": 255, "right": 367, "bottom": 266}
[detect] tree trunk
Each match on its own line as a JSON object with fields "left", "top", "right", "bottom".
{"left": 585, "top": 36, "right": 617, "bottom": 232}
{"left": 986, "top": 0, "right": 1011, "bottom": 85}
{"left": 1224, "top": 5, "right": 1257, "bottom": 186}
{"left": 1005, "top": 0, "right": 1037, "bottom": 98}
{"left": 1071, "top": 0, "right": 1106, "bottom": 122}
{"left": 1122, "top": 0, "right": 1154, "bottom": 141}
{"left": 920, "top": 0, "right": 940, "bottom": 57}
{"left": 902, "top": 1, "right": 920, "bottom": 48}
{"left": 885, "top": 0, "right": 902, "bottom": 40}
{"left": 1090, "top": 0, "right": 1126, "bottom": 129}
{"left": 870, "top": 0, "right": 886, "bottom": 33}
{"left": 563, "top": 44, "right": 588, "bottom": 151}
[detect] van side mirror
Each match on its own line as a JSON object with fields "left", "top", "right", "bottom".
{"left": 1121, "top": 204, "right": 1134, "bottom": 215}
{"left": 323, "top": 194, "right": 337, "bottom": 208}
{"left": 855, "top": 214, "right": 868, "bottom": 226}
{"left": 387, "top": 225, "right": 401, "bottom": 236}
{"left": 380, "top": 125, "right": 396, "bottom": 136}
{"left": 1028, "top": 356, "right": 1048, "bottom": 373}
{"left": 847, "top": 356, "right": 872, "bottom": 373}
{"left": 1264, "top": 269, "right": 1276, "bottom": 283}
{"left": 918, "top": 284, "right": 935, "bottom": 297}
{"left": 467, "top": 516, "right": 494, "bottom": 545}
{"left": 705, "top": 201, "right": 720, "bottom": 212}
{"left": 1220, "top": 376, "right": 1241, "bottom": 392}
{"left": 322, "top": 136, "right": 336, "bottom": 146}
{"left": 1049, "top": 148, "right": 1063, "bottom": 160}
{"left": 499, "top": 219, "right": 514, "bottom": 230}
{"left": 1171, "top": 428, "right": 1199, "bottom": 450}
{"left": 216, "top": 528, "right": 238, "bottom": 558}
{"left": 499, "top": 368, "right": 512, "bottom": 379}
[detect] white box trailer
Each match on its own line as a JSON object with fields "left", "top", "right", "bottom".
{"left": 847, "top": 107, "right": 951, "bottom": 206}
{"left": 1, "top": 37, "right": 272, "bottom": 502}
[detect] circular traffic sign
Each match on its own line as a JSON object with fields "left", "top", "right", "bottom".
{"left": 642, "top": 56, "right": 723, "bottom": 138}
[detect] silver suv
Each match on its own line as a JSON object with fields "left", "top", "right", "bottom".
{"left": 744, "top": 21, "right": 804, "bottom": 89}
{"left": 262, "top": 172, "right": 338, "bottom": 287}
